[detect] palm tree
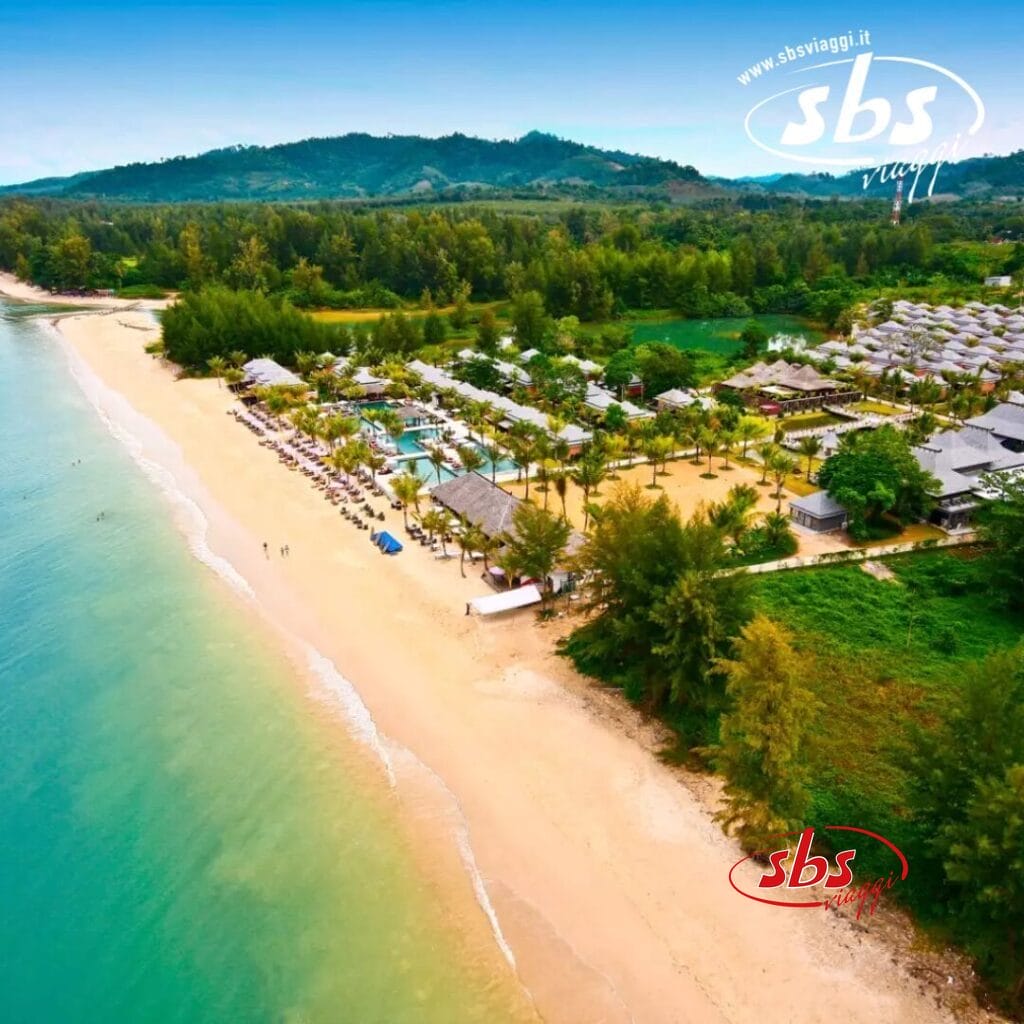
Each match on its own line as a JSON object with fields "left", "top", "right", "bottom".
{"left": 365, "top": 449, "right": 387, "bottom": 485}
{"left": 476, "top": 532, "right": 499, "bottom": 572}
{"left": 295, "top": 350, "right": 319, "bottom": 377}
{"left": 482, "top": 437, "right": 505, "bottom": 484}
{"left": 553, "top": 471, "right": 569, "bottom": 522}
{"left": 327, "top": 446, "right": 349, "bottom": 485}
{"left": 602, "top": 434, "right": 629, "bottom": 478}
{"left": 224, "top": 366, "right": 245, "bottom": 390}
{"left": 798, "top": 435, "right": 822, "bottom": 480}
{"left": 719, "top": 428, "right": 738, "bottom": 470}
{"left": 757, "top": 441, "right": 779, "bottom": 486}
{"left": 456, "top": 521, "right": 487, "bottom": 578}
{"left": 572, "top": 453, "right": 607, "bottom": 530}
{"left": 391, "top": 468, "right": 423, "bottom": 529}
{"left": 768, "top": 451, "right": 797, "bottom": 512}
{"left": 376, "top": 408, "right": 405, "bottom": 446}
{"left": 427, "top": 445, "right": 447, "bottom": 486}
{"left": 207, "top": 355, "right": 227, "bottom": 386}
{"left": 228, "top": 350, "right": 248, "bottom": 369}
{"left": 458, "top": 444, "right": 485, "bottom": 475}
{"left": 643, "top": 436, "right": 663, "bottom": 488}
{"left": 699, "top": 427, "right": 720, "bottom": 479}
{"left": 737, "top": 417, "right": 767, "bottom": 459}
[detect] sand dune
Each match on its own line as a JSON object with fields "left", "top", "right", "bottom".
{"left": 53, "top": 308, "right": 985, "bottom": 1024}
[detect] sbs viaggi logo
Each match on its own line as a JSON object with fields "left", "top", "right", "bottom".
{"left": 737, "top": 30, "right": 985, "bottom": 202}
{"left": 729, "top": 826, "right": 910, "bottom": 920}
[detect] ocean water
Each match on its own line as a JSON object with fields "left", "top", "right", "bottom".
{"left": 0, "top": 302, "right": 525, "bottom": 1023}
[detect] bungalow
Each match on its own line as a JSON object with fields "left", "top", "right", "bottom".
{"left": 242, "top": 358, "right": 304, "bottom": 389}
{"left": 583, "top": 383, "right": 653, "bottom": 420}
{"left": 966, "top": 401, "right": 1024, "bottom": 450}
{"left": 984, "top": 275, "right": 1013, "bottom": 288}
{"left": 913, "top": 425, "right": 1024, "bottom": 531}
{"left": 654, "top": 388, "right": 705, "bottom": 413}
{"left": 789, "top": 490, "right": 849, "bottom": 533}
{"left": 333, "top": 360, "right": 390, "bottom": 398}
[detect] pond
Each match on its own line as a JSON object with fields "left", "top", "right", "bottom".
{"left": 629, "top": 315, "right": 826, "bottom": 354}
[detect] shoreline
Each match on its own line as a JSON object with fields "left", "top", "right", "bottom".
{"left": 48, "top": 305, "right": 993, "bottom": 1024}
{"left": 0, "top": 270, "right": 171, "bottom": 310}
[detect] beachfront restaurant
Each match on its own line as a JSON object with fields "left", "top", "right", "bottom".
{"left": 242, "top": 358, "right": 304, "bottom": 389}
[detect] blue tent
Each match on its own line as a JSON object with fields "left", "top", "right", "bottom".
{"left": 375, "top": 530, "right": 403, "bottom": 555}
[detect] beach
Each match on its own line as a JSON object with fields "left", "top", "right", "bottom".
{"left": 45, "top": 303, "right": 981, "bottom": 1024}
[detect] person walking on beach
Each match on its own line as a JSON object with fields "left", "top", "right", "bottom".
{"left": 284, "top": 543, "right": 290, "bottom": 557}
{"left": 263, "top": 542, "right": 269, "bottom": 558}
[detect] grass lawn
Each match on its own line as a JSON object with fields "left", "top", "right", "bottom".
{"left": 751, "top": 547, "right": 1020, "bottom": 875}
{"left": 777, "top": 411, "right": 844, "bottom": 432}
{"left": 308, "top": 300, "right": 503, "bottom": 325}
{"left": 849, "top": 399, "right": 900, "bottom": 416}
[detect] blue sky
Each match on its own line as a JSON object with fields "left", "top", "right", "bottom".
{"left": 1, "top": 0, "right": 1021, "bottom": 184}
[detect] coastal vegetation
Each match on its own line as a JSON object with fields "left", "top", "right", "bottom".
{"left": 559, "top": 477, "right": 1024, "bottom": 1011}
{"left": 2, "top": 194, "right": 1022, "bottom": 332}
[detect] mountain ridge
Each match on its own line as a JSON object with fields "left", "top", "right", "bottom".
{"left": 2, "top": 131, "right": 1021, "bottom": 203}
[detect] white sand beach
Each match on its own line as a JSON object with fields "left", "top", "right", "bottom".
{"left": 50, "top": 307, "right": 994, "bottom": 1024}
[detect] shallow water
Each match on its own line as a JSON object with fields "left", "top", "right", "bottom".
{"left": 0, "top": 303, "right": 525, "bottom": 1023}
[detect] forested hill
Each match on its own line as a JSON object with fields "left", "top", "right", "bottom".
{"left": 0, "top": 131, "right": 710, "bottom": 202}
{"left": 721, "top": 150, "right": 1024, "bottom": 200}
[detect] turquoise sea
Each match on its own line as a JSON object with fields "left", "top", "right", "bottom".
{"left": 0, "top": 302, "right": 526, "bottom": 1023}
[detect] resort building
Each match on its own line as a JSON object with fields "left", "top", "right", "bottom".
{"left": 814, "top": 300, "right": 1024, "bottom": 393}
{"left": 582, "top": 383, "right": 653, "bottom": 421}
{"left": 332, "top": 359, "right": 389, "bottom": 398}
{"left": 912, "top": 426, "right": 1024, "bottom": 531}
{"left": 430, "top": 472, "right": 585, "bottom": 578}
{"left": 242, "top": 358, "right": 304, "bottom": 389}
{"left": 653, "top": 388, "right": 714, "bottom": 413}
{"left": 966, "top": 400, "right": 1024, "bottom": 450}
{"left": 788, "top": 490, "right": 850, "bottom": 533}
{"left": 717, "top": 359, "right": 852, "bottom": 414}
{"left": 407, "top": 359, "right": 593, "bottom": 455}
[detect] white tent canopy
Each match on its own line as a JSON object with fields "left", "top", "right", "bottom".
{"left": 467, "top": 584, "right": 542, "bottom": 616}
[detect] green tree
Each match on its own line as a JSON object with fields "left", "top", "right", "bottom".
{"left": 739, "top": 319, "right": 769, "bottom": 361}
{"left": 391, "top": 468, "right": 423, "bottom": 530}
{"left": 510, "top": 290, "right": 549, "bottom": 348}
{"left": 504, "top": 502, "right": 571, "bottom": 610}
{"left": 476, "top": 307, "right": 500, "bottom": 354}
{"left": 713, "top": 615, "right": 816, "bottom": 849}
{"left": 975, "top": 475, "right": 1024, "bottom": 607}
{"left": 817, "top": 425, "right": 938, "bottom": 538}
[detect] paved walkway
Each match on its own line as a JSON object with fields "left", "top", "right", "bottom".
{"left": 737, "top": 531, "right": 976, "bottom": 575}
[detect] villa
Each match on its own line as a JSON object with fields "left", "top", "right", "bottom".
{"left": 333, "top": 360, "right": 390, "bottom": 398}
{"left": 653, "top": 388, "right": 713, "bottom": 413}
{"left": 583, "top": 382, "right": 653, "bottom": 421}
{"left": 966, "top": 400, "right": 1024, "bottom": 449}
{"left": 913, "top": 426, "right": 1024, "bottom": 531}
{"left": 242, "top": 358, "right": 304, "bottom": 389}
{"left": 789, "top": 490, "right": 850, "bottom": 533}
{"left": 812, "top": 300, "right": 1024, "bottom": 394}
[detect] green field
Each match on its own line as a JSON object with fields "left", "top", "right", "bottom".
{"left": 629, "top": 314, "right": 826, "bottom": 354}
{"left": 750, "top": 548, "right": 1020, "bottom": 878}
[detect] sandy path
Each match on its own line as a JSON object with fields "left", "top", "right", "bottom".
{"left": 52, "top": 308, "right": 969, "bottom": 1024}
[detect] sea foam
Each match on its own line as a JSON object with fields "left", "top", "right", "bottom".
{"left": 54, "top": 316, "right": 522, "bottom": 983}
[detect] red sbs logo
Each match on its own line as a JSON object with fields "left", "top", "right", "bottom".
{"left": 729, "top": 826, "right": 909, "bottom": 920}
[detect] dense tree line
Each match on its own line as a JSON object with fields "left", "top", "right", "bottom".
{"left": 2, "top": 196, "right": 1022, "bottom": 325}
{"left": 161, "top": 287, "right": 346, "bottom": 369}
